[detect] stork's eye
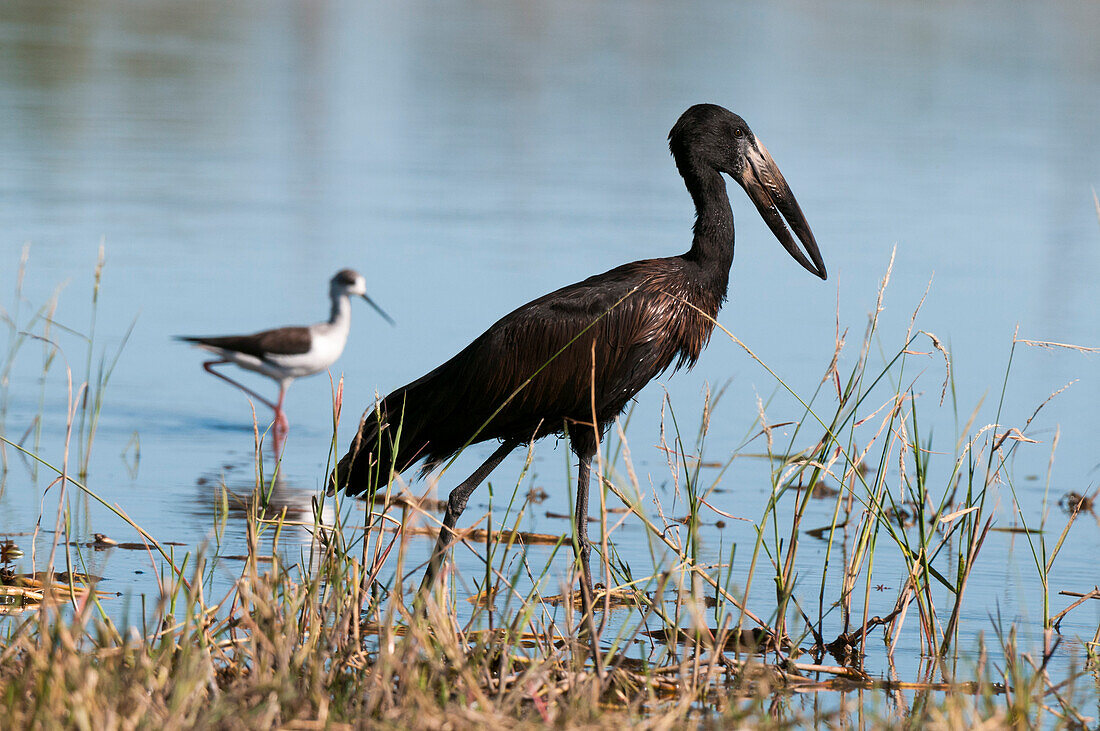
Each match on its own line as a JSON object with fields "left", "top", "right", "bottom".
{"left": 733, "top": 128, "right": 744, "bottom": 138}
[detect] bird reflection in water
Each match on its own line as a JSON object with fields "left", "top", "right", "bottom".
{"left": 191, "top": 464, "right": 337, "bottom": 564}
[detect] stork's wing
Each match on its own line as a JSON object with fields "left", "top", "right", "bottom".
{"left": 335, "top": 258, "right": 716, "bottom": 497}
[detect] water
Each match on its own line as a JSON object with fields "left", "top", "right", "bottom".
{"left": 1, "top": 0, "right": 1099, "bottom": 691}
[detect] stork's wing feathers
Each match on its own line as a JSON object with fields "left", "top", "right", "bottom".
{"left": 334, "top": 258, "right": 716, "bottom": 498}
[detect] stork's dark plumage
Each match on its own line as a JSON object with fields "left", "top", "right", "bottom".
{"left": 332, "top": 104, "right": 827, "bottom": 609}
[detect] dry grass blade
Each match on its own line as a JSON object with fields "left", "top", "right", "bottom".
{"left": 1013, "top": 338, "right": 1100, "bottom": 354}
{"left": 1050, "top": 587, "right": 1100, "bottom": 629}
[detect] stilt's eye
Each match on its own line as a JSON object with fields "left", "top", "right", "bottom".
{"left": 733, "top": 128, "right": 744, "bottom": 138}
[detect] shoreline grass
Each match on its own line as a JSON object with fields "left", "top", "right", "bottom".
{"left": 2, "top": 249, "right": 1099, "bottom": 728}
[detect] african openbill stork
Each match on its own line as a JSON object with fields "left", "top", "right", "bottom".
{"left": 331, "top": 104, "right": 827, "bottom": 610}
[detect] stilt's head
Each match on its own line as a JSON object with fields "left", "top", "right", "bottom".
{"left": 330, "top": 268, "right": 395, "bottom": 325}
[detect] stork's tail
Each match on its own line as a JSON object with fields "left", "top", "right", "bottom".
{"left": 328, "top": 393, "right": 428, "bottom": 498}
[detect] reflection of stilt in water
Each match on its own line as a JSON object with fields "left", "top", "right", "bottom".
{"left": 192, "top": 464, "right": 336, "bottom": 560}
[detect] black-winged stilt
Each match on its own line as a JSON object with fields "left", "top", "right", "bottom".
{"left": 178, "top": 268, "right": 393, "bottom": 434}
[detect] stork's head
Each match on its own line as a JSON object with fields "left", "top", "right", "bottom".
{"left": 670, "top": 104, "right": 827, "bottom": 280}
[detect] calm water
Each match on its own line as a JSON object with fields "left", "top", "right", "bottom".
{"left": 2, "top": 0, "right": 1099, "bottom": 687}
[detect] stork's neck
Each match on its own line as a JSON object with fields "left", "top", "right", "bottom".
{"left": 680, "top": 164, "right": 735, "bottom": 292}
{"left": 328, "top": 292, "right": 352, "bottom": 330}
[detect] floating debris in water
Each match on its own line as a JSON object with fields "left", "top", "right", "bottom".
{"left": 792, "top": 481, "right": 840, "bottom": 499}
{"left": 358, "top": 622, "right": 561, "bottom": 649}
{"left": 67, "top": 533, "right": 186, "bottom": 550}
{"left": 1, "top": 539, "right": 23, "bottom": 562}
{"left": 369, "top": 493, "right": 448, "bottom": 513}
{"left": 641, "top": 625, "right": 785, "bottom": 653}
{"left": 401, "top": 526, "right": 564, "bottom": 545}
{"left": 545, "top": 511, "right": 597, "bottom": 523}
{"left": 806, "top": 520, "right": 848, "bottom": 540}
{"left": 0, "top": 571, "right": 118, "bottom": 615}
{"left": 882, "top": 504, "right": 915, "bottom": 527}
{"left": 2, "top": 571, "right": 104, "bottom": 586}
{"left": 543, "top": 585, "right": 647, "bottom": 609}
{"left": 1059, "top": 489, "right": 1097, "bottom": 515}
{"left": 989, "top": 525, "right": 1043, "bottom": 535}
{"left": 467, "top": 587, "right": 499, "bottom": 607}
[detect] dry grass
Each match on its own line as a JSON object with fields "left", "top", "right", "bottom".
{"left": 2, "top": 249, "right": 1099, "bottom": 728}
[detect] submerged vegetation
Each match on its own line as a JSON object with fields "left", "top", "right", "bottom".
{"left": 1, "top": 247, "right": 1099, "bottom": 728}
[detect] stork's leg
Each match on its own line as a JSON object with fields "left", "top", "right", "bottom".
{"left": 570, "top": 431, "right": 604, "bottom": 675}
{"left": 418, "top": 440, "right": 518, "bottom": 596}
{"left": 202, "top": 360, "right": 278, "bottom": 412}
{"left": 573, "top": 438, "right": 597, "bottom": 614}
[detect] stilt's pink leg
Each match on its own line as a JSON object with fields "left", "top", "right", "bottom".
{"left": 273, "top": 383, "right": 290, "bottom": 433}
{"left": 202, "top": 360, "right": 293, "bottom": 454}
{"left": 272, "top": 421, "right": 287, "bottom": 456}
{"left": 270, "top": 383, "right": 291, "bottom": 456}
{"left": 202, "top": 360, "right": 279, "bottom": 412}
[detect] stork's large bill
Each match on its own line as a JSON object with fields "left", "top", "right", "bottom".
{"left": 738, "top": 139, "right": 827, "bottom": 280}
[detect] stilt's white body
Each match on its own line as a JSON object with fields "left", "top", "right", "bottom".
{"left": 193, "top": 298, "right": 355, "bottom": 382}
